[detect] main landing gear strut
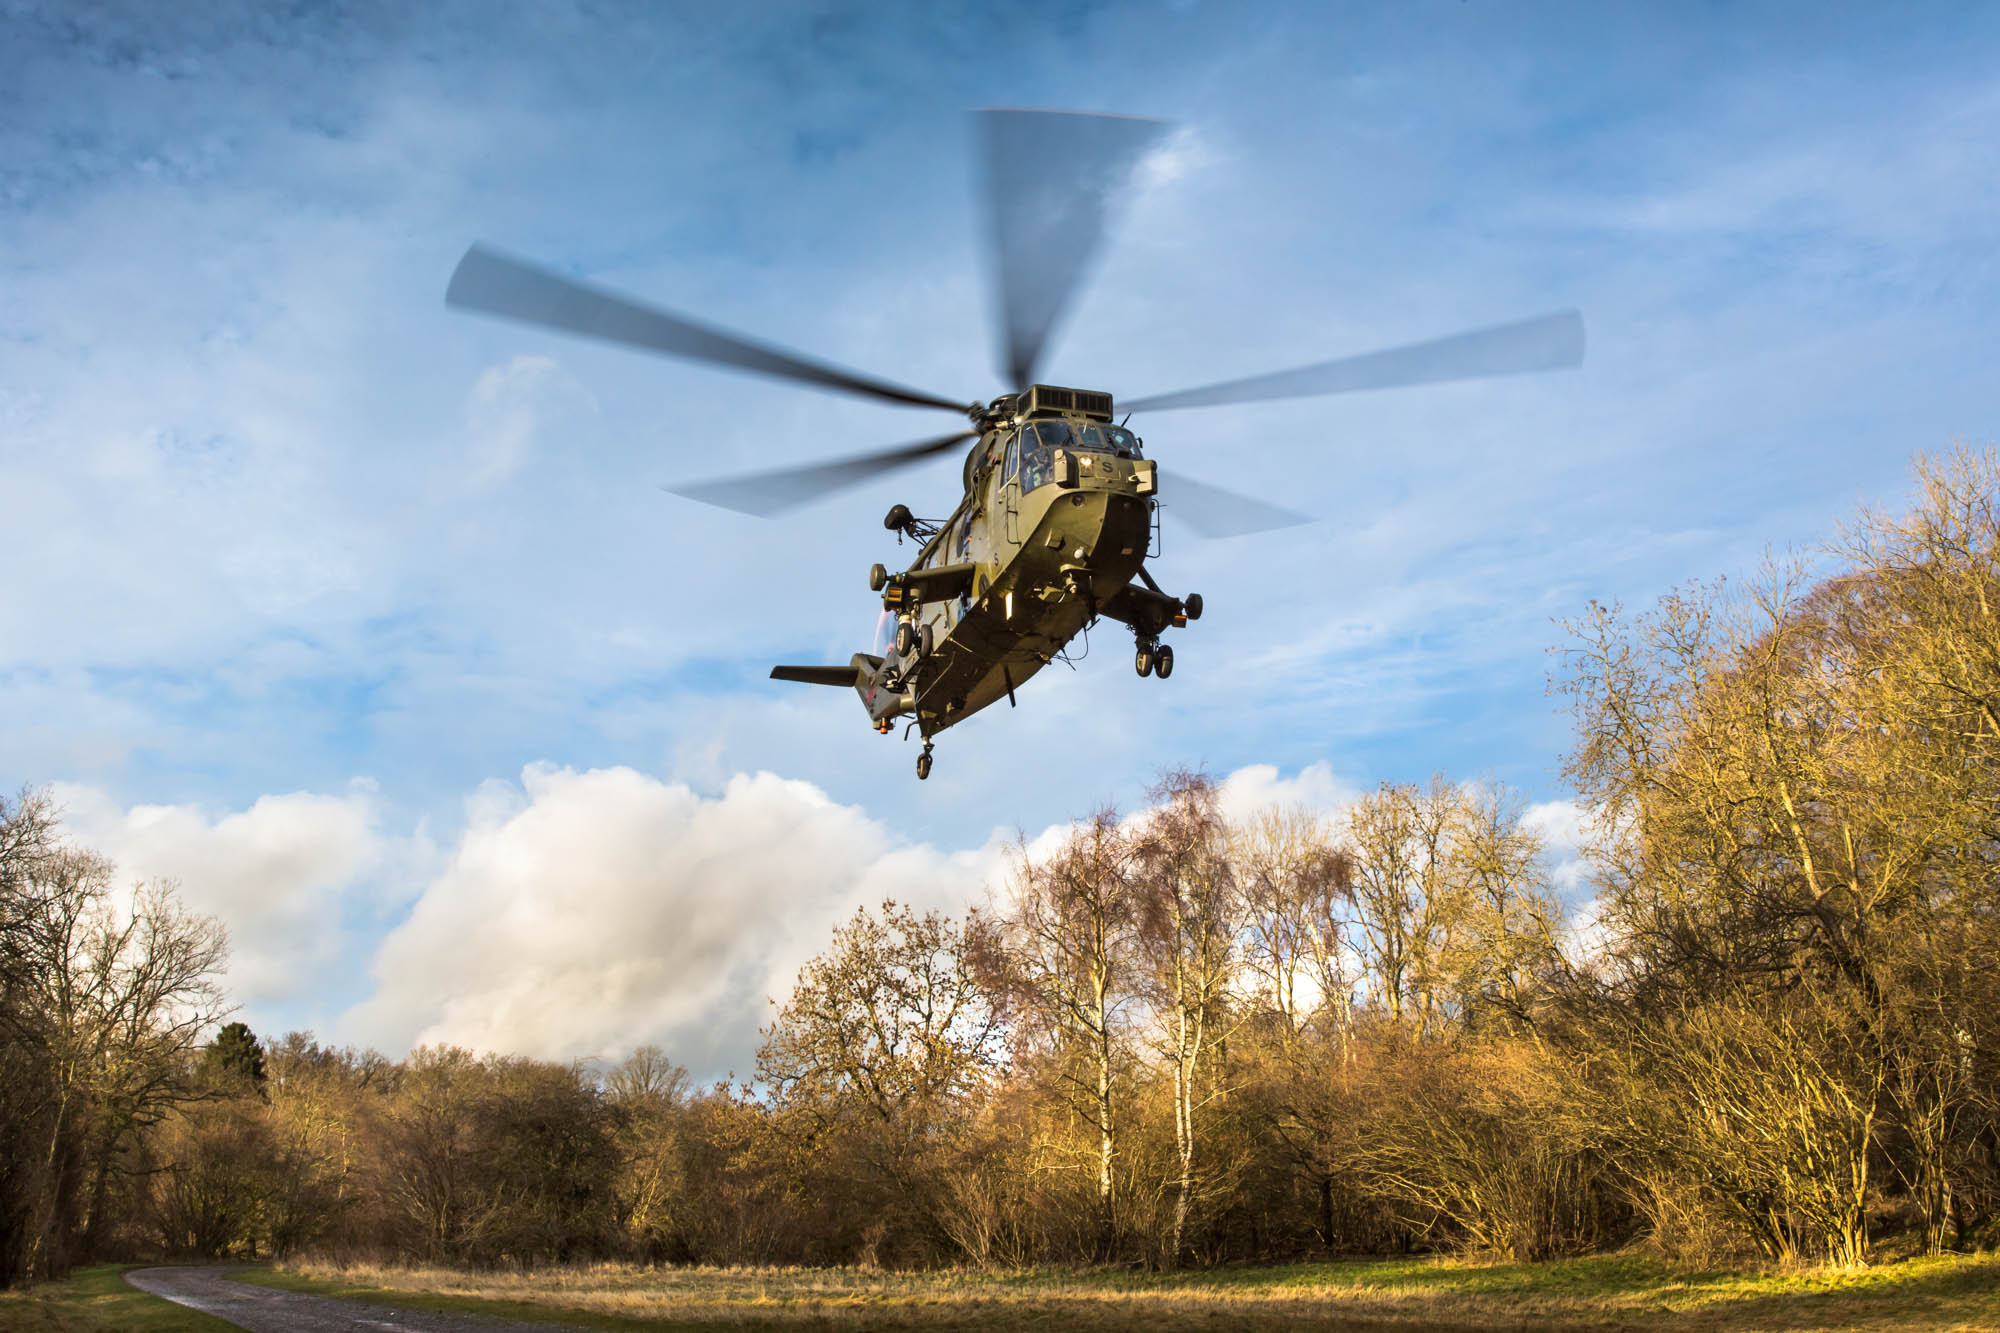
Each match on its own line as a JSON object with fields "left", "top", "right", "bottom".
{"left": 1131, "top": 579, "right": 1198, "bottom": 681}
{"left": 1134, "top": 640, "right": 1175, "bottom": 679}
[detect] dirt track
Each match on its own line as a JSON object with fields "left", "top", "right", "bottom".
{"left": 123, "top": 1266, "right": 584, "bottom": 1332}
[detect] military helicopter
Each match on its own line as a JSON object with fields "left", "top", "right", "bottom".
{"left": 446, "top": 110, "right": 1583, "bottom": 779}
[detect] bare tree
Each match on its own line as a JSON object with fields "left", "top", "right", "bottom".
{"left": 605, "top": 1045, "right": 692, "bottom": 1259}
{"left": 1130, "top": 771, "right": 1246, "bottom": 1265}
{"left": 0, "top": 794, "right": 228, "bottom": 1280}
{"left": 757, "top": 901, "right": 1006, "bottom": 1263}
{"left": 1344, "top": 778, "right": 1476, "bottom": 1037}
{"left": 993, "top": 810, "right": 1139, "bottom": 1256}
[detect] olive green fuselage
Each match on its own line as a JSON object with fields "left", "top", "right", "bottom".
{"left": 861, "top": 418, "right": 1157, "bottom": 737}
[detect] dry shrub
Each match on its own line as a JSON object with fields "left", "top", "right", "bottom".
{"left": 1358, "top": 1037, "right": 1610, "bottom": 1261}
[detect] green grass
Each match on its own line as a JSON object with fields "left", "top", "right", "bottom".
{"left": 0, "top": 1266, "right": 237, "bottom": 1333}
{"left": 237, "top": 1251, "right": 2000, "bottom": 1331}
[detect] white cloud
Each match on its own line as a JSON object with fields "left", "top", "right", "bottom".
{"left": 1215, "top": 760, "right": 1361, "bottom": 827}
{"left": 48, "top": 779, "right": 397, "bottom": 1011}
{"left": 39, "top": 758, "right": 1578, "bottom": 1074}
{"left": 331, "top": 759, "right": 1365, "bottom": 1075}
{"left": 341, "top": 764, "right": 1014, "bottom": 1075}
{"left": 1522, "top": 796, "right": 1593, "bottom": 907}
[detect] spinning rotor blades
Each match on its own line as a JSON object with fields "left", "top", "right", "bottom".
{"left": 1159, "top": 471, "right": 1310, "bottom": 539}
{"left": 447, "top": 244, "right": 967, "bottom": 413}
{"left": 665, "top": 430, "right": 978, "bottom": 517}
{"left": 1123, "top": 309, "right": 1585, "bottom": 413}
{"left": 447, "top": 113, "right": 1585, "bottom": 524}
{"left": 981, "top": 109, "right": 1168, "bottom": 390}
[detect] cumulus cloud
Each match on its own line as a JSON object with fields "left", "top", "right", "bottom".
{"left": 1215, "top": 760, "right": 1361, "bottom": 827}
{"left": 37, "top": 757, "right": 1588, "bottom": 1073}
{"left": 47, "top": 779, "right": 399, "bottom": 1011}
{"left": 334, "top": 758, "right": 1377, "bottom": 1075}
{"left": 1522, "top": 797, "right": 1594, "bottom": 909}
{"left": 341, "top": 764, "right": 1013, "bottom": 1074}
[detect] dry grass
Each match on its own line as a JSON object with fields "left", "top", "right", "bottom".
{"left": 244, "top": 1251, "right": 2000, "bottom": 1331}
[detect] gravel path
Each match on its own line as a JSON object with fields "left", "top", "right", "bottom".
{"left": 123, "top": 1266, "right": 587, "bottom": 1332}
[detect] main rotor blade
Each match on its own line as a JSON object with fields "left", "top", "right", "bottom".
{"left": 1124, "top": 309, "right": 1585, "bottom": 413}
{"left": 447, "top": 244, "right": 968, "bottom": 413}
{"left": 1162, "top": 470, "right": 1311, "bottom": 539}
{"left": 664, "top": 430, "right": 977, "bottom": 517}
{"left": 980, "top": 109, "right": 1169, "bottom": 389}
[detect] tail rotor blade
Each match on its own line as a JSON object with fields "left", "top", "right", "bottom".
{"left": 1161, "top": 470, "right": 1311, "bottom": 538}
{"left": 980, "top": 110, "right": 1169, "bottom": 389}
{"left": 447, "top": 244, "right": 969, "bottom": 413}
{"left": 665, "top": 431, "right": 977, "bottom": 517}
{"left": 1125, "top": 309, "right": 1585, "bottom": 413}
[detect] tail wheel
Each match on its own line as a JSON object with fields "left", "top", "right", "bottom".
{"left": 895, "top": 619, "right": 916, "bottom": 656}
{"left": 1154, "top": 643, "right": 1175, "bottom": 679}
{"left": 1135, "top": 644, "right": 1155, "bottom": 677}
{"left": 916, "top": 750, "right": 934, "bottom": 780}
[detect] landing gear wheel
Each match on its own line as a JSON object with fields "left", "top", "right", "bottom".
{"left": 1154, "top": 644, "right": 1175, "bottom": 679}
{"left": 1135, "top": 643, "right": 1156, "bottom": 678}
{"left": 869, "top": 563, "right": 888, "bottom": 592}
{"left": 919, "top": 622, "right": 934, "bottom": 657}
{"left": 916, "top": 747, "right": 934, "bottom": 780}
{"left": 895, "top": 619, "right": 916, "bottom": 657}
{"left": 1183, "top": 593, "right": 1203, "bottom": 620}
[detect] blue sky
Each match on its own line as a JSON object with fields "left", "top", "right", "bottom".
{"left": 6, "top": 1, "right": 1997, "bottom": 1074}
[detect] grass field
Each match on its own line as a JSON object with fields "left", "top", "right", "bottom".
{"left": 0, "top": 1266, "right": 234, "bottom": 1333}
{"left": 243, "top": 1251, "right": 2000, "bottom": 1331}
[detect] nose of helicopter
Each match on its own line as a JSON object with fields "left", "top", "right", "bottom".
{"left": 1048, "top": 480, "right": 1153, "bottom": 594}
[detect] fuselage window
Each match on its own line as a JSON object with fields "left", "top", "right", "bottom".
{"left": 1003, "top": 432, "right": 1020, "bottom": 482}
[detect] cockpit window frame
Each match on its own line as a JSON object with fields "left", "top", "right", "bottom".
{"left": 1032, "top": 420, "right": 1078, "bottom": 452}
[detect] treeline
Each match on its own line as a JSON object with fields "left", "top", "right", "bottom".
{"left": 5, "top": 450, "right": 2000, "bottom": 1281}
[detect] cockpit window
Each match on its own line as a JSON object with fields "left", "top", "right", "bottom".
{"left": 1033, "top": 421, "right": 1077, "bottom": 451}
{"left": 1020, "top": 422, "right": 1055, "bottom": 492}
{"left": 873, "top": 609, "right": 895, "bottom": 656}
{"left": 1094, "top": 425, "right": 1142, "bottom": 457}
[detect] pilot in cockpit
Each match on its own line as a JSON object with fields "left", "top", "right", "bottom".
{"left": 1019, "top": 426, "right": 1051, "bottom": 491}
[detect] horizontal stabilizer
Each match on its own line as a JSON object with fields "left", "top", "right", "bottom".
{"left": 771, "top": 664, "right": 862, "bottom": 688}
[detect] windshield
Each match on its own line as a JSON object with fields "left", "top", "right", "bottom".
{"left": 1018, "top": 419, "right": 1140, "bottom": 490}
{"left": 1091, "top": 424, "right": 1141, "bottom": 457}
{"left": 873, "top": 609, "right": 894, "bottom": 656}
{"left": 1033, "top": 420, "right": 1076, "bottom": 451}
